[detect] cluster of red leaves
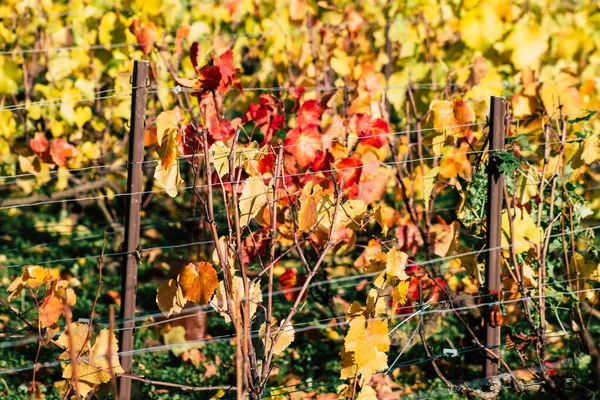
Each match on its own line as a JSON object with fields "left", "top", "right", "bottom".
{"left": 278, "top": 268, "right": 307, "bottom": 302}
{"left": 30, "top": 133, "right": 76, "bottom": 167}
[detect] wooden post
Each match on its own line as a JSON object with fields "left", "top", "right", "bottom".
{"left": 484, "top": 96, "right": 506, "bottom": 381}
{"left": 119, "top": 60, "right": 149, "bottom": 400}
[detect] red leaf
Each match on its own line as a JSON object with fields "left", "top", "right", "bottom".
{"left": 283, "top": 125, "right": 322, "bottom": 169}
{"left": 278, "top": 268, "right": 307, "bottom": 302}
{"left": 311, "top": 150, "right": 333, "bottom": 173}
{"left": 196, "top": 65, "right": 222, "bottom": 92}
{"left": 278, "top": 268, "right": 297, "bottom": 301}
{"left": 214, "top": 49, "right": 242, "bottom": 93}
{"left": 181, "top": 123, "right": 202, "bottom": 156}
{"left": 199, "top": 95, "right": 239, "bottom": 142}
{"left": 50, "top": 138, "right": 76, "bottom": 167}
{"left": 245, "top": 95, "right": 284, "bottom": 144}
{"left": 296, "top": 100, "right": 322, "bottom": 127}
{"left": 335, "top": 156, "right": 362, "bottom": 189}
{"left": 356, "top": 114, "right": 389, "bottom": 148}
{"left": 291, "top": 86, "right": 305, "bottom": 100}
{"left": 30, "top": 132, "right": 48, "bottom": 153}
{"left": 190, "top": 42, "right": 202, "bottom": 75}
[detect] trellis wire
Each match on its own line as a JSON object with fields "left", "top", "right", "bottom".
{"left": 2, "top": 291, "right": 598, "bottom": 379}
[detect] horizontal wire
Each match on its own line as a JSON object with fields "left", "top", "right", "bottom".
{"left": 0, "top": 161, "right": 126, "bottom": 181}
{"left": 263, "top": 325, "right": 599, "bottom": 398}
{"left": 0, "top": 92, "right": 131, "bottom": 112}
{"left": 0, "top": 143, "right": 492, "bottom": 211}
{"left": 2, "top": 286, "right": 598, "bottom": 375}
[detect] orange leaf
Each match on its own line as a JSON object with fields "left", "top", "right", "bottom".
{"left": 278, "top": 268, "right": 297, "bottom": 301}
{"left": 283, "top": 125, "right": 322, "bottom": 169}
{"left": 50, "top": 138, "right": 76, "bottom": 167}
{"left": 30, "top": 132, "right": 48, "bottom": 153}
{"left": 177, "top": 262, "right": 219, "bottom": 305}
{"left": 175, "top": 23, "right": 190, "bottom": 55}
{"left": 39, "top": 295, "right": 63, "bottom": 328}
{"left": 214, "top": 49, "right": 242, "bottom": 93}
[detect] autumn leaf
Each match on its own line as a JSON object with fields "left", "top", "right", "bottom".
{"left": 239, "top": 177, "right": 270, "bottom": 228}
{"left": 156, "top": 107, "right": 184, "bottom": 144}
{"left": 501, "top": 207, "right": 544, "bottom": 254}
{"left": 295, "top": 100, "right": 322, "bottom": 127}
{"left": 214, "top": 49, "right": 242, "bottom": 93}
{"left": 429, "top": 98, "right": 475, "bottom": 133}
{"left": 245, "top": 95, "right": 284, "bottom": 144}
{"left": 30, "top": 132, "right": 48, "bottom": 153}
{"left": 58, "top": 324, "right": 124, "bottom": 397}
{"left": 156, "top": 279, "right": 185, "bottom": 317}
{"left": 422, "top": 166, "right": 439, "bottom": 211}
{"left": 130, "top": 18, "right": 157, "bottom": 55}
{"left": 211, "top": 276, "right": 262, "bottom": 323}
{"left": 259, "top": 318, "right": 295, "bottom": 356}
{"left": 154, "top": 161, "right": 182, "bottom": 198}
{"left": 571, "top": 135, "right": 599, "bottom": 169}
{"left": 283, "top": 125, "right": 322, "bottom": 169}
{"left": 278, "top": 268, "right": 307, "bottom": 302}
{"left": 199, "top": 95, "right": 240, "bottom": 142}
{"left": 177, "top": 262, "right": 219, "bottom": 305}
{"left": 298, "top": 181, "right": 323, "bottom": 232}
{"left": 335, "top": 156, "right": 363, "bottom": 192}
{"left": 385, "top": 249, "right": 409, "bottom": 281}
{"left": 356, "top": 385, "right": 378, "bottom": 400}
{"left": 344, "top": 316, "right": 389, "bottom": 384}
{"left": 356, "top": 114, "right": 389, "bottom": 148}
{"left": 50, "top": 138, "right": 76, "bottom": 167}
{"left": 392, "top": 281, "right": 410, "bottom": 310}
{"left": 38, "top": 280, "right": 76, "bottom": 328}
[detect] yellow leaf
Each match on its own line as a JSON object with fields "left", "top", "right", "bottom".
{"left": 298, "top": 181, "right": 323, "bottom": 232}
{"left": 515, "top": 169, "right": 539, "bottom": 204}
{"left": 210, "top": 141, "right": 231, "bottom": 178}
{"left": 154, "top": 161, "right": 182, "bottom": 198}
{"left": 87, "top": 328, "right": 124, "bottom": 378}
{"left": 156, "top": 279, "right": 185, "bottom": 317}
{"left": 571, "top": 135, "right": 599, "bottom": 169}
{"left": 423, "top": 166, "right": 439, "bottom": 211}
{"left": 429, "top": 99, "right": 475, "bottom": 133}
{"left": 344, "top": 316, "right": 389, "bottom": 384}
{"left": 56, "top": 323, "right": 90, "bottom": 357}
{"left": 289, "top": 0, "right": 307, "bottom": 21}
{"left": 340, "top": 199, "right": 367, "bottom": 230}
{"left": 239, "top": 177, "right": 270, "bottom": 227}
{"left": 177, "top": 262, "right": 219, "bottom": 305}
{"left": 385, "top": 249, "right": 409, "bottom": 281}
{"left": 505, "top": 19, "right": 548, "bottom": 70}
{"left": 356, "top": 385, "right": 378, "bottom": 400}
{"left": 373, "top": 204, "right": 389, "bottom": 236}
{"left": 330, "top": 49, "right": 352, "bottom": 76}
{"left": 259, "top": 318, "right": 295, "bottom": 356}
{"left": 156, "top": 107, "right": 183, "bottom": 144}
{"left": 164, "top": 325, "right": 202, "bottom": 356}
{"left": 211, "top": 276, "right": 262, "bottom": 324}
{"left": 339, "top": 345, "right": 358, "bottom": 379}
{"left": 459, "top": 4, "right": 503, "bottom": 51}
{"left": 365, "top": 288, "right": 387, "bottom": 317}
{"left": 392, "top": 281, "right": 410, "bottom": 308}
{"left": 501, "top": 208, "right": 544, "bottom": 254}
{"left": 60, "top": 326, "right": 123, "bottom": 396}
{"left": 74, "top": 106, "right": 92, "bottom": 129}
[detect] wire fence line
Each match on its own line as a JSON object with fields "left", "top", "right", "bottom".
{"left": 261, "top": 325, "right": 598, "bottom": 399}
{"left": 1, "top": 273, "right": 588, "bottom": 345}
{"left": 1, "top": 120, "right": 487, "bottom": 183}
{"left": 2, "top": 287, "right": 599, "bottom": 377}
